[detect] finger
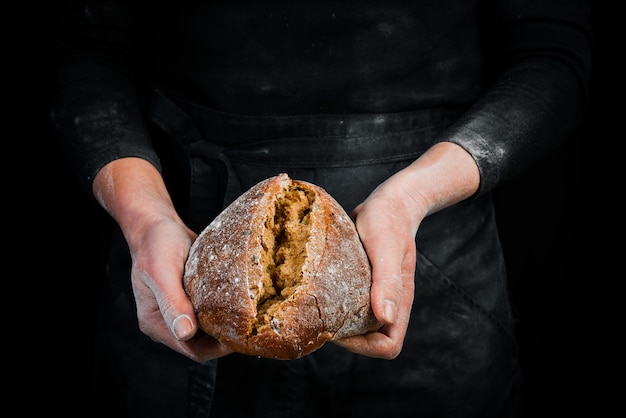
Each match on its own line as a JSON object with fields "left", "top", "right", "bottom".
{"left": 361, "top": 229, "right": 405, "bottom": 325}
{"left": 133, "top": 252, "right": 198, "bottom": 342}
{"left": 354, "top": 200, "right": 411, "bottom": 326}
{"left": 134, "top": 277, "right": 233, "bottom": 362}
{"left": 173, "top": 333, "right": 234, "bottom": 363}
{"left": 334, "top": 272, "right": 414, "bottom": 359}
{"left": 333, "top": 322, "right": 404, "bottom": 359}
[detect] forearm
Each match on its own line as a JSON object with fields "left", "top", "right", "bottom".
{"left": 92, "top": 157, "right": 188, "bottom": 250}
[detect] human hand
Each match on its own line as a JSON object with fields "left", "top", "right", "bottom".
{"left": 333, "top": 141, "right": 480, "bottom": 359}
{"left": 129, "top": 215, "right": 234, "bottom": 362}
{"left": 93, "top": 157, "right": 233, "bottom": 363}
{"left": 332, "top": 171, "right": 423, "bottom": 359}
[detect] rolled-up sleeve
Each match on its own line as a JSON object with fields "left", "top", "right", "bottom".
{"left": 47, "top": 1, "right": 160, "bottom": 194}
{"left": 441, "top": 0, "right": 593, "bottom": 195}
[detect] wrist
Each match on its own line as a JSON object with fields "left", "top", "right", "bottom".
{"left": 402, "top": 141, "right": 480, "bottom": 216}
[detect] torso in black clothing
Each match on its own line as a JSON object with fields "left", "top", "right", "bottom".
{"left": 144, "top": 0, "right": 487, "bottom": 115}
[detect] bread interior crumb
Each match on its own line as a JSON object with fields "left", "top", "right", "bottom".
{"left": 254, "top": 182, "right": 314, "bottom": 333}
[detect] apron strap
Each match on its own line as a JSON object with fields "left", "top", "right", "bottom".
{"left": 148, "top": 89, "right": 205, "bottom": 146}
{"left": 148, "top": 89, "right": 243, "bottom": 208}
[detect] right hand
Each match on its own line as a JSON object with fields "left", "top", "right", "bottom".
{"left": 129, "top": 214, "right": 233, "bottom": 362}
{"left": 93, "top": 157, "right": 233, "bottom": 362}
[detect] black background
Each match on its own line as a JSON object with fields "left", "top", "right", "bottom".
{"left": 17, "top": 2, "right": 611, "bottom": 415}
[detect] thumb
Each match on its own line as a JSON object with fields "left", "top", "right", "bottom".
{"left": 136, "top": 249, "right": 199, "bottom": 342}
{"left": 157, "top": 278, "right": 198, "bottom": 341}
{"left": 171, "top": 313, "right": 195, "bottom": 341}
{"left": 369, "top": 247, "right": 404, "bottom": 325}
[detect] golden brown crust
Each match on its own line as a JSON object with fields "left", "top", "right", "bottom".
{"left": 183, "top": 173, "right": 381, "bottom": 359}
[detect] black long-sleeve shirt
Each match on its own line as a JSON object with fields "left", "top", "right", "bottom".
{"left": 48, "top": 0, "right": 593, "bottom": 196}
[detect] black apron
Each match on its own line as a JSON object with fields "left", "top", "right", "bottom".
{"left": 93, "top": 90, "right": 521, "bottom": 418}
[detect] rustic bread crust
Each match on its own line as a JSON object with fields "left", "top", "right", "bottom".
{"left": 183, "top": 173, "right": 381, "bottom": 359}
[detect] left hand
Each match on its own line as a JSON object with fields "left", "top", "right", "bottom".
{"left": 332, "top": 170, "right": 423, "bottom": 359}
{"left": 333, "top": 141, "right": 480, "bottom": 359}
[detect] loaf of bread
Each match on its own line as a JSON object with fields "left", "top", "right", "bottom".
{"left": 183, "top": 173, "right": 381, "bottom": 359}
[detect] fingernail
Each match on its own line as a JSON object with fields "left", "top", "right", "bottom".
{"left": 383, "top": 300, "right": 397, "bottom": 324}
{"left": 172, "top": 314, "right": 193, "bottom": 340}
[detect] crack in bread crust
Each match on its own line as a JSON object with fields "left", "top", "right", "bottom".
{"left": 254, "top": 183, "right": 314, "bottom": 336}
